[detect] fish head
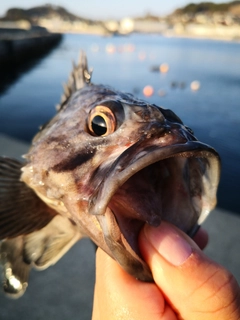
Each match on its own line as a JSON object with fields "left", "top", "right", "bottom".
{"left": 21, "top": 81, "right": 220, "bottom": 282}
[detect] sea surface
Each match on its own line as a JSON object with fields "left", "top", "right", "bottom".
{"left": 0, "top": 33, "right": 240, "bottom": 213}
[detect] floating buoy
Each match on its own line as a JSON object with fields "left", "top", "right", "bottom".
{"left": 106, "top": 44, "right": 116, "bottom": 54}
{"left": 179, "top": 82, "right": 186, "bottom": 89}
{"left": 190, "top": 80, "right": 201, "bottom": 91}
{"left": 133, "top": 87, "right": 140, "bottom": 94}
{"left": 158, "top": 89, "right": 167, "bottom": 97}
{"left": 170, "top": 81, "right": 178, "bottom": 89}
{"left": 150, "top": 65, "right": 160, "bottom": 72}
{"left": 138, "top": 52, "right": 146, "bottom": 61}
{"left": 160, "top": 63, "right": 169, "bottom": 73}
{"left": 143, "top": 85, "right": 154, "bottom": 97}
{"left": 124, "top": 43, "right": 135, "bottom": 52}
{"left": 150, "top": 63, "right": 169, "bottom": 73}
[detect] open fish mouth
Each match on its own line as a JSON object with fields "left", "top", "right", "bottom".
{"left": 89, "top": 140, "right": 220, "bottom": 281}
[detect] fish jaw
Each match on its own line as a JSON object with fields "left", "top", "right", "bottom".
{"left": 88, "top": 133, "right": 220, "bottom": 281}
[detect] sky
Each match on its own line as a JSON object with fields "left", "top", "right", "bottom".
{"left": 0, "top": 0, "right": 231, "bottom": 20}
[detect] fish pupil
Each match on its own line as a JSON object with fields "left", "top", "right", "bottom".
{"left": 92, "top": 115, "right": 107, "bottom": 136}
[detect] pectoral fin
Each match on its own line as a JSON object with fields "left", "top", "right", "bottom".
{"left": 23, "top": 215, "right": 82, "bottom": 269}
{"left": 1, "top": 215, "right": 82, "bottom": 298}
{"left": 0, "top": 157, "right": 56, "bottom": 238}
{"left": 0, "top": 157, "right": 83, "bottom": 298}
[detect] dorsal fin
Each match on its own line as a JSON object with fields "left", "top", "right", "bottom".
{"left": 56, "top": 51, "right": 92, "bottom": 111}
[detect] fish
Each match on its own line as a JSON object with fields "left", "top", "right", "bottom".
{"left": 0, "top": 52, "right": 220, "bottom": 298}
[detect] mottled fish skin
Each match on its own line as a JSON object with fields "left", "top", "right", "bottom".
{"left": 0, "top": 52, "right": 221, "bottom": 296}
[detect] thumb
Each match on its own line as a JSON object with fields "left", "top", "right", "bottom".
{"left": 139, "top": 222, "right": 240, "bottom": 320}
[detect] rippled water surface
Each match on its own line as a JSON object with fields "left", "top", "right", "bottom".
{"left": 0, "top": 33, "right": 239, "bottom": 213}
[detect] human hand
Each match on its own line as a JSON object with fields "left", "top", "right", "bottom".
{"left": 92, "top": 222, "right": 240, "bottom": 320}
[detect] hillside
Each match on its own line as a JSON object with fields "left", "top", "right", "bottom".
{"left": 0, "top": 4, "right": 108, "bottom": 35}
{"left": 0, "top": 2, "right": 239, "bottom": 39}
{"left": 175, "top": 1, "right": 240, "bottom": 15}
{"left": 0, "top": 4, "right": 94, "bottom": 23}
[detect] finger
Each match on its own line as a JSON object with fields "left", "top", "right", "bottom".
{"left": 139, "top": 222, "right": 240, "bottom": 320}
{"left": 92, "top": 248, "right": 177, "bottom": 320}
{"left": 192, "top": 227, "right": 208, "bottom": 250}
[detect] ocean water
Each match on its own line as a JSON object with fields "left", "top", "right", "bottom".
{"left": 0, "top": 33, "right": 240, "bottom": 213}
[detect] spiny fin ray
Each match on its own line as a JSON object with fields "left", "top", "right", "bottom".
{"left": 56, "top": 51, "right": 92, "bottom": 111}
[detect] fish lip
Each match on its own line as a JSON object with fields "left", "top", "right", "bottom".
{"left": 88, "top": 140, "right": 220, "bottom": 281}
{"left": 89, "top": 140, "right": 220, "bottom": 218}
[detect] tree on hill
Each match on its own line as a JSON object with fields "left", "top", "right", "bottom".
{"left": 1, "top": 4, "right": 90, "bottom": 22}
{"left": 175, "top": 1, "right": 240, "bottom": 14}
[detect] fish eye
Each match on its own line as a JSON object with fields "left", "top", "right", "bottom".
{"left": 88, "top": 106, "right": 116, "bottom": 136}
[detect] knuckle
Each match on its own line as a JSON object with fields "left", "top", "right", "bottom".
{"left": 188, "top": 261, "right": 240, "bottom": 319}
{"left": 203, "top": 265, "right": 240, "bottom": 318}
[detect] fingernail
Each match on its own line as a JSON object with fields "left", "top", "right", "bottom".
{"left": 144, "top": 222, "right": 192, "bottom": 266}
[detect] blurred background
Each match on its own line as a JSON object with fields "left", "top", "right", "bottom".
{"left": 0, "top": 0, "right": 239, "bottom": 319}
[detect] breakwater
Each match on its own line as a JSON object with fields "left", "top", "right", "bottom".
{"left": 0, "top": 27, "right": 62, "bottom": 67}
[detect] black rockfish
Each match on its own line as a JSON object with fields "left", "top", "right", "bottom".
{"left": 0, "top": 52, "right": 220, "bottom": 298}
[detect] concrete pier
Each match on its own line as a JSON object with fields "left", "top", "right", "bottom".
{"left": 0, "top": 27, "right": 62, "bottom": 66}
{"left": 0, "top": 133, "right": 239, "bottom": 320}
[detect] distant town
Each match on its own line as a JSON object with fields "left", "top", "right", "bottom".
{"left": 0, "top": 1, "right": 240, "bottom": 41}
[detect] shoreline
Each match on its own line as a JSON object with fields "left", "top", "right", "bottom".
{"left": 46, "top": 28, "right": 240, "bottom": 43}
{"left": 0, "top": 26, "right": 239, "bottom": 61}
{"left": 162, "top": 31, "right": 240, "bottom": 43}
